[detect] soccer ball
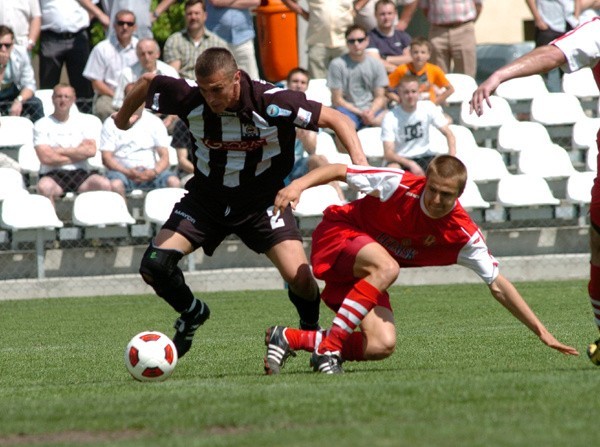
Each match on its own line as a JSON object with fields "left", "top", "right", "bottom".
{"left": 124, "top": 331, "right": 178, "bottom": 381}
{"left": 587, "top": 339, "right": 600, "bottom": 366}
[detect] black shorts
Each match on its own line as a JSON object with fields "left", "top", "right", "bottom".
{"left": 40, "top": 169, "right": 94, "bottom": 192}
{"left": 162, "top": 192, "right": 302, "bottom": 256}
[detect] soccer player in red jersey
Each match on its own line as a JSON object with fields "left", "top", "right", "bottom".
{"left": 470, "top": 17, "right": 600, "bottom": 365}
{"left": 264, "top": 156, "right": 578, "bottom": 374}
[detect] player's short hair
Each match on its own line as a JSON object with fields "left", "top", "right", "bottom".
{"left": 410, "top": 36, "right": 433, "bottom": 53}
{"left": 195, "top": 47, "right": 238, "bottom": 79}
{"left": 286, "top": 67, "right": 310, "bottom": 83}
{"left": 426, "top": 155, "right": 468, "bottom": 196}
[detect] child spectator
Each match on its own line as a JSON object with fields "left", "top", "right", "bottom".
{"left": 387, "top": 36, "right": 454, "bottom": 107}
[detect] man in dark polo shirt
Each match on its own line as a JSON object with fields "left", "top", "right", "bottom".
{"left": 113, "top": 47, "right": 368, "bottom": 359}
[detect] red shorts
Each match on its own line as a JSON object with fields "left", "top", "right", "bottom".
{"left": 592, "top": 134, "right": 600, "bottom": 230}
{"left": 311, "top": 218, "right": 392, "bottom": 312}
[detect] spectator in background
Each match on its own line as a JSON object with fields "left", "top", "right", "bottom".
{"left": 328, "top": 24, "right": 389, "bottom": 130}
{"left": 163, "top": 0, "right": 228, "bottom": 80}
{"left": 419, "top": 0, "right": 482, "bottom": 78}
{"left": 39, "top": 0, "right": 108, "bottom": 111}
{"left": 280, "top": 0, "right": 354, "bottom": 79}
{"left": 285, "top": 67, "right": 345, "bottom": 201}
{"left": 387, "top": 36, "right": 455, "bottom": 107}
{"left": 366, "top": 0, "right": 412, "bottom": 73}
{"left": 101, "top": 84, "right": 180, "bottom": 197}
{"left": 112, "top": 38, "right": 179, "bottom": 110}
{"left": 83, "top": 9, "right": 139, "bottom": 122}
{"left": 205, "top": 0, "right": 260, "bottom": 80}
{"left": 382, "top": 75, "right": 455, "bottom": 175}
{"left": 0, "top": 0, "right": 41, "bottom": 55}
{"left": 354, "top": 0, "right": 418, "bottom": 32}
{"left": 34, "top": 83, "right": 111, "bottom": 206}
{"left": 100, "top": 0, "right": 180, "bottom": 40}
{"left": 0, "top": 25, "right": 43, "bottom": 122}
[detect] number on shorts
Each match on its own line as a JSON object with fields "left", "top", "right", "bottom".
{"left": 267, "top": 206, "right": 285, "bottom": 229}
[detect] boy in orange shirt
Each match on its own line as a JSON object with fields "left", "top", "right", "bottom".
{"left": 388, "top": 36, "right": 454, "bottom": 107}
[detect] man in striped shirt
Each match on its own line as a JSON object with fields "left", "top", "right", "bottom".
{"left": 114, "top": 47, "right": 368, "bottom": 359}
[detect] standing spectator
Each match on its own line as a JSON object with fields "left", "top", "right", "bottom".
{"left": 381, "top": 75, "right": 455, "bottom": 175}
{"left": 83, "top": 9, "right": 139, "bottom": 122}
{"left": 112, "top": 38, "right": 179, "bottom": 110}
{"left": 419, "top": 0, "right": 482, "bottom": 78}
{"left": 34, "top": 84, "right": 111, "bottom": 206}
{"left": 0, "top": 0, "right": 41, "bottom": 54}
{"left": 387, "top": 36, "right": 455, "bottom": 106}
{"left": 354, "top": 0, "right": 418, "bottom": 32}
{"left": 0, "top": 25, "right": 43, "bottom": 122}
{"left": 525, "top": 0, "right": 571, "bottom": 91}
{"left": 163, "top": 0, "right": 228, "bottom": 80}
{"left": 205, "top": 0, "right": 260, "bottom": 80}
{"left": 328, "top": 24, "right": 389, "bottom": 130}
{"left": 285, "top": 67, "right": 346, "bottom": 201}
{"left": 280, "top": 0, "right": 354, "bottom": 79}
{"left": 39, "top": 0, "right": 108, "bottom": 111}
{"left": 264, "top": 157, "right": 578, "bottom": 374}
{"left": 112, "top": 47, "right": 367, "bottom": 358}
{"left": 101, "top": 85, "right": 180, "bottom": 197}
{"left": 100, "top": 0, "right": 179, "bottom": 40}
{"left": 366, "top": 0, "right": 412, "bottom": 73}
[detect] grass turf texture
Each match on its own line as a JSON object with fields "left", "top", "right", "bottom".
{"left": 0, "top": 279, "right": 596, "bottom": 447}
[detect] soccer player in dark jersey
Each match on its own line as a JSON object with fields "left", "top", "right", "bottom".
{"left": 113, "top": 47, "right": 368, "bottom": 358}
{"left": 264, "top": 156, "right": 578, "bottom": 374}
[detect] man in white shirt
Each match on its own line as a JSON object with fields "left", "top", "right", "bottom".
{"left": 382, "top": 74, "right": 455, "bottom": 175}
{"left": 34, "top": 83, "right": 111, "bottom": 206}
{"left": 83, "top": 9, "right": 139, "bottom": 122}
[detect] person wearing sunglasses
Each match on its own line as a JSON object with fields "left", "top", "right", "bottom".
{"left": 83, "top": 9, "right": 139, "bottom": 122}
{"left": 0, "top": 25, "right": 43, "bottom": 122}
{"left": 328, "top": 24, "right": 389, "bottom": 130}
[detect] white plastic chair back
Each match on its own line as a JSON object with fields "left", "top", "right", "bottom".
{"left": 315, "top": 131, "right": 351, "bottom": 164}
{"left": 305, "top": 78, "right": 332, "bottom": 107}
{"left": 72, "top": 191, "right": 136, "bottom": 227}
{"left": 517, "top": 144, "right": 576, "bottom": 179}
{"left": 566, "top": 171, "right": 595, "bottom": 204}
{"left": 530, "top": 92, "right": 586, "bottom": 125}
{"left": 0, "top": 168, "right": 28, "bottom": 201}
{"left": 0, "top": 194, "right": 63, "bottom": 230}
{"left": 497, "top": 121, "right": 552, "bottom": 153}
{"left": 572, "top": 117, "right": 600, "bottom": 151}
{"left": 495, "top": 74, "right": 548, "bottom": 101}
{"left": 460, "top": 96, "right": 515, "bottom": 129}
{"left": 429, "top": 125, "right": 449, "bottom": 154}
{"left": 459, "top": 179, "right": 490, "bottom": 209}
{"left": 17, "top": 143, "right": 41, "bottom": 173}
{"left": 143, "top": 187, "right": 187, "bottom": 225}
{"left": 497, "top": 175, "right": 560, "bottom": 206}
{"left": 448, "top": 124, "right": 479, "bottom": 153}
{"left": 357, "top": 126, "right": 384, "bottom": 161}
{"left": 445, "top": 73, "right": 478, "bottom": 105}
{"left": 457, "top": 147, "right": 510, "bottom": 182}
{"left": 0, "top": 116, "right": 34, "bottom": 147}
{"left": 294, "top": 184, "right": 345, "bottom": 217}
{"left": 562, "top": 67, "right": 599, "bottom": 99}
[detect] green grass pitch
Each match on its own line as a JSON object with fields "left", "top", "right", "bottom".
{"left": 0, "top": 279, "right": 597, "bottom": 447}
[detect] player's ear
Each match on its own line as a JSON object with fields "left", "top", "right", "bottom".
{"left": 233, "top": 70, "right": 241, "bottom": 84}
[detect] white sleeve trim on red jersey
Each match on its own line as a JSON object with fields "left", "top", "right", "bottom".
{"left": 345, "top": 165, "right": 408, "bottom": 202}
{"left": 456, "top": 228, "right": 499, "bottom": 285}
{"left": 551, "top": 17, "right": 600, "bottom": 73}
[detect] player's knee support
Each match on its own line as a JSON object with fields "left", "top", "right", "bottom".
{"left": 139, "top": 244, "right": 185, "bottom": 294}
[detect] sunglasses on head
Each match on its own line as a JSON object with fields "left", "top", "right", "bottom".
{"left": 347, "top": 37, "right": 366, "bottom": 44}
{"left": 117, "top": 20, "right": 135, "bottom": 27}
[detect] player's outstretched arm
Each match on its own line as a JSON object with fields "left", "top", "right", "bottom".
{"left": 273, "top": 163, "right": 347, "bottom": 216}
{"left": 487, "top": 274, "right": 579, "bottom": 356}
{"left": 469, "top": 45, "right": 567, "bottom": 116}
{"left": 113, "top": 73, "right": 156, "bottom": 130}
{"left": 318, "top": 106, "right": 369, "bottom": 166}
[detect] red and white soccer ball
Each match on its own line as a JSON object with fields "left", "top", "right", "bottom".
{"left": 124, "top": 331, "right": 178, "bottom": 382}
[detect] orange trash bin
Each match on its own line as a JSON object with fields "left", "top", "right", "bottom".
{"left": 255, "top": 0, "right": 299, "bottom": 82}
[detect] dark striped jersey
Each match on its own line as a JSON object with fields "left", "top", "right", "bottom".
{"left": 145, "top": 72, "right": 323, "bottom": 206}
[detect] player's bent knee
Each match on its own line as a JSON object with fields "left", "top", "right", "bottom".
{"left": 139, "top": 244, "right": 184, "bottom": 292}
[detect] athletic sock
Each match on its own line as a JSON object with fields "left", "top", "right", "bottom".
{"left": 288, "top": 288, "right": 321, "bottom": 328}
{"left": 317, "top": 279, "right": 381, "bottom": 354}
{"left": 589, "top": 263, "right": 600, "bottom": 332}
{"left": 285, "top": 328, "right": 326, "bottom": 351}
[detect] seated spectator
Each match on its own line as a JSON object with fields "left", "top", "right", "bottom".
{"left": 382, "top": 75, "right": 455, "bottom": 175}
{"left": 34, "top": 83, "right": 111, "bottom": 206}
{"left": 365, "top": 0, "right": 412, "bottom": 73}
{"left": 163, "top": 0, "right": 228, "bottom": 80}
{"left": 101, "top": 84, "right": 180, "bottom": 196}
{"left": 0, "top": 25, "right": 43, "bottom": 122}
{"left": 83, "top": 9, "right": 139, "bottom": 122}
{"left": 285, "top": 67, "right": 345, "bottom": 201}
{"left": 387, "top": 36, "right": 455, "bottom": 107}
{"left": 328, "top": 24, "right": 389, "bottom": 130}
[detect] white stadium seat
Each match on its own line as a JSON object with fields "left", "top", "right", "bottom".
{"left": 293, "top": 184, "right": 345, "bottom": 229}
{"left": 0, "top": 168, "right": 28, "bottom": 201}
{"left": 459, "top": 179, "right": 490, "bottom": 210}
{"left": 0, "top": 116, "right": 34, "bottom": 147}
{"left": 143, "top": 187, "right": 187, "bottom": 226}
{"left": 495, "top": 74, "right": 548, "bottom": 116}
{"left": 517, "top": 144, "right": 576, "bottom": 180}
{"left": 357, "top": 126, "right": 384, "bottom": 165}
{"left": 459, "top": 96, "right": 516, "bottom": 146}
{"left": 497, "top": 174, "right": 560, "bottom": 207}
{"left": 572, "top": 117, "right": 600, "bottom": 151}
{"left": 305, "top": 78, "right": 332, "bottom": 107}
{"left": 315, "top": 131, "right": 351, "bottom": 164}
{"left": 72, "top": 191, "right": 135, "bottom": 239}
{"left": 566, "top": 171, "right": 595, "bottom": 204}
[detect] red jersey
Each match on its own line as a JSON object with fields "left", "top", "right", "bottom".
{"left": 311, "top": 165, "right": 499, "bottom": 284}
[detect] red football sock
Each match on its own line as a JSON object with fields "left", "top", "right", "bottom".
{"left": 318, "top": 279, "right": 381, "bottom": 354}
{"left": 341, "top": 332, "right": 366, "bottom": 361}
{"left": 284, "top": 328, "right": 324, "bottom": 352}
{"left": 589, "top": 263, "right": 600, "bottom": 332}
